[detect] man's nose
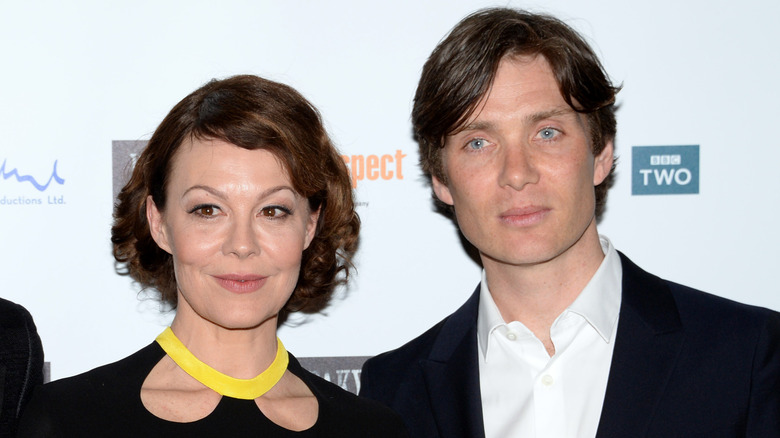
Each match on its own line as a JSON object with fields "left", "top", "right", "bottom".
{"left": 498, "top": 143, "right": 539, "bottom": 190}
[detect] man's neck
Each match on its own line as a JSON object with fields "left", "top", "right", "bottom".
{"left": 482, "top": 229, "right": 606, "bottom": 352}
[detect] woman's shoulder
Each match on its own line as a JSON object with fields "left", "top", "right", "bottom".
{"left": 17, "top": 342, "right": 163, "bottom": 436}
{"left": 288, "top": 353, "right": 409, "bottom": 437}
{"left": 40, "top": 342, "right": 160, "bottom": 399}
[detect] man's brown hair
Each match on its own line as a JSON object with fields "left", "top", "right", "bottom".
{"left": 413, "top": 8, "right": 620, "bottom": 218}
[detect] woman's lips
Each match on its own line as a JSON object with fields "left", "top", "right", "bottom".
{"left": 213, "top": 275, "right": 267, "bottom": 294}
{"left": 499, "top": 207, "right": 549, "bottom": 226}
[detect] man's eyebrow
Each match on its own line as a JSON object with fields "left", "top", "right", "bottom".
{"left": 459, "top": 121, "right": 495, "bottom": 133}
{"left": 526, "top": 107, "right": 576, "bottom": 124}
{"left": 456, "top": 107, "right": 576, "bottom": 134}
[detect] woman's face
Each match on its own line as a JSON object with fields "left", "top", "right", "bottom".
{"left": 147, "top": 137, "right": 319, "bottom": 330}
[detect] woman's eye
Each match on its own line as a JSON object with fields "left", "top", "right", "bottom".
{"left": 190, "top": 205, "right": 219, "bottom": 217}
{"left": 260, "top": 206, "right": 291, "bottom": 218}
{"left": 467, "top": 138, "right": 489, "bottom": 150}
{"left": 538, "top": 128, "right": 559, "bottom": 140}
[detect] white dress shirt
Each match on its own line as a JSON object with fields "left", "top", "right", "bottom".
{"left": 478, "top": 236, "right": 622, "bottom": 438}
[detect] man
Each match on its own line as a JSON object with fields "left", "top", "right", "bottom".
{"left": 0, "top": 298, "right": 43, "bottom": 436}
{"left": 360, "top": 8, "right": 780, "bottom": 438}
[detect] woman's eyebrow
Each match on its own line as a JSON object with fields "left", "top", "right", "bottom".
{"left": 181, "top": 184, "right": 296, "bottom": 201}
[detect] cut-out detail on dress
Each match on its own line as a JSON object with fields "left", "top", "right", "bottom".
{"left": 140, "top": 353, "right": 319, "bottom": 431}
{"left": 18, "top": 342, "right": 409, "bottom": 437}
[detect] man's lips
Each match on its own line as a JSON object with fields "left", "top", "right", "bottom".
{"left": 213, "top": 275, "right": 267, "bottom": 294}
{"left": 499, "top": 207, "right": 549, "bottom": 226}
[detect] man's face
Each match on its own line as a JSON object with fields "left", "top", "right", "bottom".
{"left": 433, "top": 55, "right": 613, "bottom": 270}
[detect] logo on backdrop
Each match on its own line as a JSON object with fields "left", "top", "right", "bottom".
{"left": 632, "top": 145, "right": 699, "bottom": 195}
{"left": 297, "top": 356, "right": 368, "bottom": 394}
{"left": 342, "top": 150, "right": 407, "bottom": 189}
{"left": 0, "top": 158, "right": 66, "bottom": 206}
{"left": 113, "top": 140, "right": 147, "bottom": 201}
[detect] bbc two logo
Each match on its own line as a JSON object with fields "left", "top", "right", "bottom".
{"left": 632, "top": 145, "right": 699, "bottom": 195}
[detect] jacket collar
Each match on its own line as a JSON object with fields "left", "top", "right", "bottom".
{"left": 596, "top": 252, "right": 684, "bottom": 437}
{"left": 420, "top": 286, "right": 486, "bottom": 438}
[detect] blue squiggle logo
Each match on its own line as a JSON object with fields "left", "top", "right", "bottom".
{"left": 1, "top": 159, "right": 66, "bottom": 192}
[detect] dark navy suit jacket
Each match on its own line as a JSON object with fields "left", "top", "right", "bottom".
{"left": 0, "top": 298, "right": 44, "bottom": 436}
{"left": 360, "top": 253, "right": 780, "bottom": 437}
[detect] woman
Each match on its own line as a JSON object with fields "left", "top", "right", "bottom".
{"left": 18, "top": 75, "right": 407, "bottom": 436}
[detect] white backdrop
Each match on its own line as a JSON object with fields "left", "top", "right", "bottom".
{"left": 1, "top": 0, "right": 779, "bottom": 381}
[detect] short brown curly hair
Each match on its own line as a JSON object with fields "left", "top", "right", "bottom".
{"left": 112, "top": 75, "right": 360, "bottom": 315}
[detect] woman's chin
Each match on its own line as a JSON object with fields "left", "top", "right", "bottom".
{"left": 209, "top": 312, "right": 278, "bottom": 331}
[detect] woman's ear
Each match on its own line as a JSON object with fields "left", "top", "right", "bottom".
{"left": 303, "top": 206, "right": 321, "bottom": 250}
{"left": 146, "top": 195, "right": 172, "bottom": 254}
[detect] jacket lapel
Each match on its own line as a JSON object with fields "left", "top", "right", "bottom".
{"left": 596, "top": 253, "right": 685, "bottom": 438}
{"left": 420, "top": 287, "right": 486, "bottom": 438}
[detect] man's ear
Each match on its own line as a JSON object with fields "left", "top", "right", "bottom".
{"left": 593, "top": 140, "right": 615, "bottom": 186}
{"left": 146, "top": 195, "right": 172, "bottom": 254}
{"left": 303, "top": 206, "right": 321, "bottom": 250}
{"left": 432, "top": 175, "right": 454, "bottom": 206}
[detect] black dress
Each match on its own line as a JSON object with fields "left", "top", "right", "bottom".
{"left": 17, "top": 342, "right": 408, "bottom": 437}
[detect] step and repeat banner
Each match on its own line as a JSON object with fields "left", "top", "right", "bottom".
{"left": 2, "top": 0, "right": 779, "bottom": 389}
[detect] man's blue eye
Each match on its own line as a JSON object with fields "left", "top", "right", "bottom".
{"left": 539, "top": 128, "right": 557, "bottom": 140}
{"left": 468, "top": 138, "right": 487, "bottom": 150}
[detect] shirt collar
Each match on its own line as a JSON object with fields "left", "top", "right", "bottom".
{"left": 477, "top": 269, "right": 506, "bottom": 358}
{"left": 477, "top": 235, "right": 623, "bottom": 359}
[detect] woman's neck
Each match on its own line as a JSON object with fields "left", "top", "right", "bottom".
{"left": 169, "top": 310, "right": 280, "bottom": 380}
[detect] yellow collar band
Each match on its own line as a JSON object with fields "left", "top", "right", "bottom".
{"left": 155, "top": 327, "right": 288, "bottom": 400}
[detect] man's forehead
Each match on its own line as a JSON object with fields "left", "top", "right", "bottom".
{"left": 456, "top": 57, "right": 569, "bottom": 120}
{"left": 436, "top": 53, "right": 592, "bottom": 150}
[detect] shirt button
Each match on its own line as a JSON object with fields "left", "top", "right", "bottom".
{"left": 541, "top": 374, "right": 554, "bottom": 386}
{"left": 506, "top": 332, "right": 517, "bottom": 341}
